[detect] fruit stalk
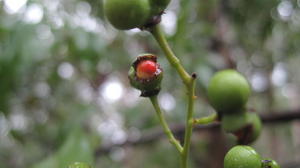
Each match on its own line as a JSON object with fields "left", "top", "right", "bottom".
{"left": 180, "top": 76, "right": 196, "bottom": 168}
{"left": 150, "top": 95, "right": 183, "bottom": 152}
{"left": 193, "top": 113, "right": 218, "bottom": 125}
{"left": 150, "top": 25, "right": 191, "bottom": 86}
{"left": 150, "top": 24, "right": 196, "bottom": 168}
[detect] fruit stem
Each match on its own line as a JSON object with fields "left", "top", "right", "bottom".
{"left": 193, "top": 113, "right": 218, "bottom": 125}
{"left": 150, "top": 95, "right": 183, "bottom": 153}
{"left": 150, "top": 24, "right": 197, "bottom": 168}
{"left": 181, "top": 77, "right": 196, "bottom": 168}
{"left": 150, "top": 25, "right": 192, "bottom": 86}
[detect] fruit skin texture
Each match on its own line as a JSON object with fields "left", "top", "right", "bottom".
{"left": 104, "top": 0, "right": 150, "bottom": 30}
{"left": 224, "top": 145, "right": 261, "bottom": 168}
{"left": 207, "top": 69, "right": 251, "bottom": 114}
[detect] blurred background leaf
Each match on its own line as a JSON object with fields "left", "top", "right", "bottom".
{"left": 32, "top": 128, "right": 93, "bottom": 168}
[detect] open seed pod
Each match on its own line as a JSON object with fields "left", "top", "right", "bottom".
{"left": 128, "top": 54, "right": 163, "bottom": 97}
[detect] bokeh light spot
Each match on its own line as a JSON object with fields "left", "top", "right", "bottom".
{"left": 23, "top": 3, "right": 43, "bottom": 24}
{"left": 4, "top": 0, "right": 27, "bottom": 14}
{"left": 100, "top": 79, "right": 124, "bottom": 103}
{"left": 58, "top": 62, "right": 74, "bottom": 79}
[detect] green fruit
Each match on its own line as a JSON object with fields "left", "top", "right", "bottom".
{"left": 221, "top": 112, "right": 248, "bottom": 132}
{"left": 207, "top": 69, "right": 251, "bottom": 114}
{"left": 222, "top": 112, "right": 262, "bottom": 144}
{"left": 104, "top": 0, "right": 150, "bottom": 30}
{"left": 149, "top": 0, "right": 171, "bottom": 16}
{"left": 233, "top": 112, "right": 262, "bottom": 144}
{"left": 224, "top": 145, "right": 261, "bottom": 168}
{"left": 244, "top": 113, "right": 262, "bottom": 144}
{"left": 68, "top": 162, "right": 91, "bottom": 168}
{"left": 262, "top": 159, "right": 281, "bottom": 168}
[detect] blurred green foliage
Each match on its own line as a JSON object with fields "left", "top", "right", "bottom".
{"left": 33, "top": 128, "right": 93, "bottom": 168}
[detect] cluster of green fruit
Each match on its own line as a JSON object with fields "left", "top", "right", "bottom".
{"left": 224, "top": 145, "right": 280, "bottom": 168}
{"left": 207, "top": 69, "right": 262, "bottom": 144}
{"left": 103, "top": 0, "right": 281, "bottom": 167}
{"left": 104, "top": 0, "right": 170, "bottom": 30}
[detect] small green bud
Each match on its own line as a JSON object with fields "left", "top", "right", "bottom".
{"left": 128, "top": 54, "right": 163, "bottom": 97}
{"left": 224, "top": 145, "right": 261, "bottom": 168}
{"left": 68, "top": 162, "right": 91, "bottom": 168}
{"left": 262, "top": 159, "right": 281, "bottom": 168}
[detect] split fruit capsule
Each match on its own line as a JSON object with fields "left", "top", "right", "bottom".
{"left": 128, "top": 54, "right": 163, "bottom": 97}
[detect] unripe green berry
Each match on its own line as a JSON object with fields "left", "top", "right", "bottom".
{"left": 222, "top": 112, "right": 262, "bottom": 144}
{"left": 262, "top": 159, "right": 281, "bottom": 168}
{"left": 233, "top": 112, "right": 262, "bottom": 144}
{"left": 221, "top": 112, "right": 248, "bottom": 133}
{"left": 207, "top": 69, "right": 251, "bottom": 114}
{"left": 128, "top": 54, "right": 163, "bottom": 97}
{"left": 224, "top": 145, "right": 261, "bottom": 168}
{"left": 68, "top": 162, "right": 91, "bottom": 168}
{"left": 104, "top": 0, "right": 150, "bottom": 30}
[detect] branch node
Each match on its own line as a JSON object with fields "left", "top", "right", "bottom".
{"left": 191, "top": 73, "right": 197, "bottom": 79}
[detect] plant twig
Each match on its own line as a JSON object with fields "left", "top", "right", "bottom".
{"left": 149, "top": 95, "right": 183, "bottom": 153}
{"left": 193, "top": 113, "right": 218, "bottom": 125}
{"left": 181, "top": 75, "right": 196, "bottom": 168}
{"left": 150, "top": 25, "right": 191, "bottom": 86}
{"left": 150, "top": 25, "right": 200, "bottom": 168}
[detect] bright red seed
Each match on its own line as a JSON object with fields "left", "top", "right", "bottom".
{"left": 136, "top": 60, "right": 157, "bottom": 79}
